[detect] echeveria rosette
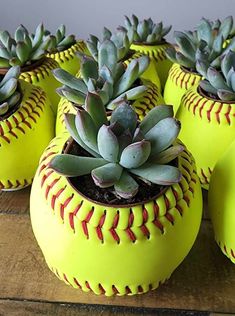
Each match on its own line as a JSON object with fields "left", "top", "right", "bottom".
{"left": 53, "top": 39, "right": 149, "bottom": 110}
{"left": 87, "top": 27, "right": 132, "bottom": 62}
{"left": 44, "top": 24, "right": 76, "bottom": 53}
{"left": 50, "top": 94, "right": 183, "bottom": 199}
{"left": 121, "top": 14, "right": 172, "bottom": 44}
{"left": 166, "top": 16, "right": 235, "bottom": 72}
{"left": 0, "top": 23, "right": 53, "bottom": 67}
{"left": 0, "top": 66, "right": 21, "bottom": 117}
{"left": 197, "top": 50, "right": 235, "bottom": 101}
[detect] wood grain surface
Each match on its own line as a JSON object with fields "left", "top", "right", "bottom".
{"left": 0, "top": 189, "right": 234, "bottom": 315}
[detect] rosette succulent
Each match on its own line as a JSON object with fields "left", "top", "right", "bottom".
{"left": 0, "top": 23, "right": 51, "bottom": 67}
{"left": 166, "top": 16, "right": 235, "bottom": 72}
{"left": 121, "top": 15, "right": 172, "bottom": 44}
{"left": 0, "top": 66, "right": 21, "bottom": 118}
{"left": 197, "top": 50, "right": 235, "bottom": 101}
{"left": 44, "top": 24, "right": 76, "bottom": 53}
{"left": 50, "top": 94, "right": 182, "bottom": 199}
{"left": 87, "top": 27, "right": 132, "bottom": 62}
{"left": 53, "top": 39, "right": 149, "bottom": 110}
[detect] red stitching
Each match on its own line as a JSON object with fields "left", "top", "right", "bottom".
{"left": 215, "top": 103, "right": 223, "bottom": 124}
{"left": 225, "top": 105, "right": 231, "bottom": 125}
{"left": 69, "top": 203, "right": 82, "bottom": 231}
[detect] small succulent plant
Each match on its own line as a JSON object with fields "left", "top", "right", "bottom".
{"left": 87, "top": 27, "right": 132, "bottom": 62}
{"left": 50, "top": 94, "right": 182, "bottom": 199}
{"left": 0, "top": 66, "right": 21, "bottom": 117}
{"left": 0, "top": 23, "right": 51, "bottom": 67}
{"left": 121, "top": 15, "right": 172, "bottom": 44}
{"left": 166, "top": 16, "right": 235, "bottom": 72}
{"left": 53, "top": 39, "right": 149, "bottom": 110}
{"left": 197, "top": 50, "right": 235, "bottom": 101}
{"left": 45, "top": 24, "right": 76, "bottom": 53}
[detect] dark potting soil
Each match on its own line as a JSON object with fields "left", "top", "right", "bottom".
{"left": 64, "top": 140, "right": 168, "bottom": 206}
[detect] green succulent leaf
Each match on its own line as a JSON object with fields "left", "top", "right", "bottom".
{"left": 139, "top": 105, "right": 173, "bottom": 134}
{"left": 145, "top": 118, "right": 181, "bottom": 156}
{"left": 97, "top": 125, "right": 119, "bottom": 162}
{"left": 174, "top": 31, "right": 196, "bottom": 62}
{"left": 80, "top": 55, "right": 99, "bottom": 84}
{"left": 98, "top": 40, "right": 117, "bottom": 74}
{"left": 221, "top": 50, "right": 235, "bottom": 77}
{"left": 199, "top": 79, "right": 217, "bottom": 96}
{"left": 197, "top": 18, "right": 213, "bottom": 47}
{"left": 7, "top": 91, "right": 21, "bottom": 108}
{"left": 207, "top": 67, "right": 229, "bottom": 90}
{"left": 130, "top": 163, "right": 182, "bottom": 185}
{"left": 85, "top": 92, "right": 108, "bottom": 129}
{"left": 0, "top": 78, "right": 17, "bottom": 102}
{"left": 75, "top": 110, "right": 99, "bottom": 153}
{"left": 64, "top": 113, "right": 100, "bottom": 158}
{"left": 219, "top": 16, "right": 233, "bottom": 40}
{"left": 53, "top": 68, "right": 88, "bottom": 94}
{"left": 50, "top": 154, "right": 107, "bottom": 177}
{"left": 0, "top": 102, "right": 9, "bottom": 115}
{"left": 16, "top": 41, "right": 30, "bottom": 64}
{"left": 110, "top": 102, "right": 137, "bottom": 136}
{"left": 120, "top": 140, "right": 151, "bottom": 169}
{"left": 56, "top": 86, "right": 86, "bottom": 104}
{"left": 217, "top": 89, "right": 235, "bottom": 101}
{"left": 114, "top": 171, "right": 139, "bottom": 199}
{"left": 92, "top": 163, "right": 123, "bottom": 188}
{"left": 0, "top": 66, "right": 20, "bottom": 88}
{"left": 152, "top": 144, "right": 185, "bottom": 164}
{"left": 175, "top": 52, "right": 195, "bottom": 69}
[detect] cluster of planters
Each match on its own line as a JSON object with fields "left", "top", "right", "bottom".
{"left": 1, "top": 15, "right": 234, "bottom": 296}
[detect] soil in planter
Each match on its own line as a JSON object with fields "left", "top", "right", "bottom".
{"left": 65, "top": 140, "right": 175, "bottom": 206}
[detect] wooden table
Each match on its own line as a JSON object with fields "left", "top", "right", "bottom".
{"left": 0, "top": 188, "right": 234, "bottom": 316}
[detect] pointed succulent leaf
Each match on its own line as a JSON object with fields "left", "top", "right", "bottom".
{"left": 85, "top": 92, "right": 108, "bottom": 128}
{"left": 97, "top": 125, "right": 119, "bottom": 162}
{"left": 32, "top": 23, "right": 44, "bottom": 50}
{"left": 175, "top": 52, "right": 195, "bottom": 69}
{"left": 114, "top": 171, "right": 139, "bottom": 199}
{"left": 137, "top": 20, "right": 149, "bottom": 41}
{"left": 99, "top": 65, "right": 114, "bottom": 84}
{"left": 145, "top": 118, "right": 181, "bottom": 156}
{"left": 53, "top": 68, "right": 88, "bottom": 94}
{"left": 16, "top": 41, "right": 30, "bottom": 64}
{"left": 139, "top": 105, "right": 173, "bottom": 134}
{"left": 98, "top": 40, "right": 117, "bottom": 74}
{"left": 110, "top": 102, "right": 137, "bottom": 135}
{"left": 56, "top": 86, "right": 86, "bottom": 104}
{"left": 132, "top": 14, "right": 139, "bottom": 28}
{"left": 174, "top": 31, "right": 196, "bottom": 62}
{"left": 14, "top": 25, "right": 27, "bottom": 42}
{"left": 219, "top": 16, "right": 233, "bottom": 40}
{"left": 113, "top": 62, "right": 126, "bottom": 82}
{"left": 124, "top": 15, "right": 132, "bottom": 28}
{"left": 86, "top": 41, "right": 98, "bottom": 60}
{"left": 64, "top": 114, "right": 100, "bottom": 157}
{"left": 92, "top": 163, "right": 123, "bottom": 188}
{"left": 30, "top": 48, "right": 45, "bottom": 60}
{"left": 207, "top": 67, "right": 229, "bottom": 90}
{"left": 0, "top": 78, "right": 17, "bottom": 102}
{"left": 118, "top": 129, "right": 132, "bottom": 154}
{"left": 103, "top": 27, "right": 112, "bottom": 40}
{"left": 120, "top": 140, "right": 151, "bottom": 169}
{"left": 102, "top": 80, "right": 113, "bottom": 99}
{"left": 165, "top": 47, "right": 177, "bottom": 63}
{"left": 199, "top": 80, "right": 217, "bottom": 95}
{"left": 0, "top": 47, "right": 11, "bottom": 59}
{"left": 132, "top": 127, "right": 144, "bottom": 142}
{"left": 196, "top": 60, "right": 209, "bottom": 78}
{"left": 152, "top": 145, "right": 185, "bottom": 164}
{"left": 80, "top": 55, "right": 99, "bottom": 83}
{"left": 130, "top": 163, "right": 182, "bottom": 185}
{"left": 7, "top": 91, "right": 21, "bottom": 108}
{"left": 9, "top": 57, "right": 21, "bottom": 66}
{"left": 107, "top": 85, "right": 147, "bottom": 110}
{"left": 75, "top": 110, "right": 98, "bottom": 152}
{"left": 0, "top": 102, "right": 9, "bottom": 115}
{"left": 229, "top": 71, "right": 235, "bottom": 91}
{"left": 217, "top": 89, "right": 235, "bottom": 101}
{"left": 212, "top": 33, "right": 223, "bottom": 54}
{"left": 50, "top": 155, "right": 107, "bottom": 177}
{"left": 0, "top": 30, "right": 11, "bottom": 47}
{"left": 113, "top": 59, "right": 139, "bottom": 97}
{"left": 59, "top": 35, "right": 76, "bottom": 48}
{"left": 221, "top": 50, "right": 235, "bottom": 77}
{"left": 197, "top": 18, "right": 213, "bottom": 46}
{"left": 0, "top": 57, "right": 10, "bottom": 67}
{"left": 162, "top": 25, "right": 172, "bottom": 37}
{"left": 0, "top": 66, "right": 20, "bottom": 88}
{"left": 87, "top": 78, "right": 96, "bottom": 92}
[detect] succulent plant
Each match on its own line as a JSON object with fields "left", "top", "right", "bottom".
{"left": 44, "top": 24, "right": 76, "bottom": 53}
{"left": 0, "top": 66, "right": 21, "bottom": 117}
{"left": 50, "top": 94, "right": 182, "bottom": 199}
{"left": 53, "top": 39, "right": 149, "bottom": 110}
{"left": 197, "top": 50, "right": 235, "bottom": 101}
{"left": 120, "top": 15, "right": 172, "bottom": 44}
{"left": 87, "top": 27, "right": 132, "bottom": 62}
{"left": 0, "top": 23, "right": 52, "bottom": 67}
{"left": 166, "top": 16, "right": 235, "bottom": 72}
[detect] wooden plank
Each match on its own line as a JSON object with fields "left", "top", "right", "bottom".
{"left": 0, "top": 187, "right": 30, "bottom": 214}
{"left": 0, "top": 214, "right": 234, "bottom": 313}
{"left": 0, "top": 300, "right": 210, "bottom": 316}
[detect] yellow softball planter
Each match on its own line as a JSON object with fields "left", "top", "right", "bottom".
{"left": 176, "top": 50, "right": 235, "bottom": 189}
{"left": 164, "top": 64, "right": 201, "bottom": 113}
{"left": 0, "top": 24, "right": 62, "bottom": 114}
{"left": 208, "top": 140, "right": 235, "bottom": 263}
{"left": 0, "top": 67, "right": 54, "bottom": 190}
{"left": 30, "top": 100, "right": 202, "bottom": 296}
{"left": 46, "top": 25, "right": 88, "bottom": 75}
